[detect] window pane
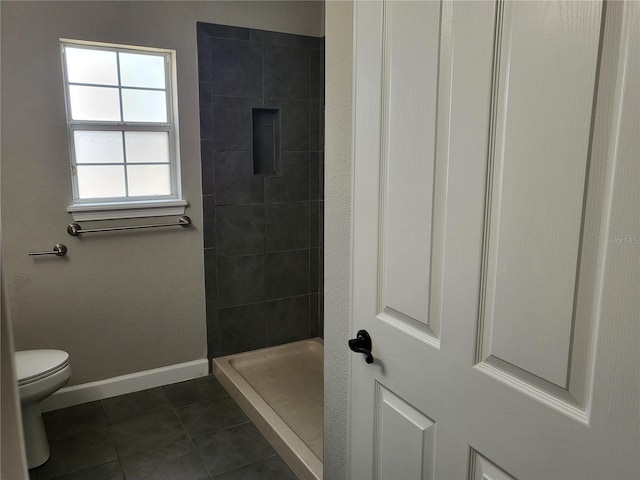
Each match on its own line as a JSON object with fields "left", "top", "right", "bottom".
{"left": 65, "top": 47, "right": 118, "bottom": 86}
{"left": 69, "top": 85, "right": 121, "bottom": 121}
{"left": 122, "top": 89, "right": 167, "bottom": 122}
{"left": 127, "top": 165, "right": 171, "bottom": 196}
{"left": 125, "top": 132, "right": 170, "bottom": 163}
{"left": 74, "top": 131, "right": 123, "bottom": 164}
{"left": 119, "top": 53, "right": 166, "bottom": 89}
{"left": 77, "top": 165, "right": 125, "bottom": 199}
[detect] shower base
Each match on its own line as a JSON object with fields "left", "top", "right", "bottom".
{"left": 212, "top": 338, "right": 323, "bottom": 480}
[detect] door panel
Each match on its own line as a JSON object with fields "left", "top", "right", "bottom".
{"left": 481, "top": 0, "right": 604, "bottom": 390}
{"left": 374, "top": 383, "right": 436, "bottom": 480}
{"left": 469, "top": 450, "right": 516, "bottom": 480}
{"left": 350, "top": 1, "right": 640, "bottom": 479}
{"left": 380, "top": 0, "right": 447, "bottom": 343}
{"left": 476, "top": 0, "right": 612, "bottom": 419}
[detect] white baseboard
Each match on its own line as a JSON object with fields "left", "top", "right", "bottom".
{"left": 40, "top": 359, "right": 209, "bottom": 412}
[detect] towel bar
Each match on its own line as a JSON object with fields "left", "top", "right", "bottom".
{"left": 67, "top": 215, "right": 191, "bottom": 236}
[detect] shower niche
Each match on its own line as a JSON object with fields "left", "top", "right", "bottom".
{"left": 252, "top": 108, "right": 281, "bottom": 176}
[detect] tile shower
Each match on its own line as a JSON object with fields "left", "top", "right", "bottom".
{"left": 197, "top": 23, "right": 325, "bottom": 358}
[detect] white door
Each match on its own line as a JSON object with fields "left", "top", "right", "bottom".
{"left": 349, "top": 1, "right": 640, "bottom": 479}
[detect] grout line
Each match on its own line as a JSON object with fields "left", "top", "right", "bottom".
{"left": 218, "top": 292, "right": 313, "bottom": 311}
{"left": 215, "top": 247, "right": 311, "bottom": 260}
{"left": 102, "top": 400, "right": 121, "bottom": 475}
{"left": 261, "top": 39, "right": 265, "bottom": 104}
{"left": 108, "top": 417, "right": 128, "bottom": 480}
{"left": 212, "top": 200, "right": 311, "bottom": 208}
{"left": 172, "top": 402, "right": 212, "bottom": 480}
{"left": 263, "top": 169, "right": 269, "bottom": 348}
{"left": 208, "top": 92, "right": 311, "bottom": 102}
{"left": 211, "top": 149, "right": 315, "bottom": 154}
{"left": 189, "top": 417, "right": 253, "bottom": 444}
{"left": 308, "top": 246, "right": 312, "bottom": 339}
{"left": 168, "top": 395, "right": 232, "bottom": 413}
{"left": 206, "top": 452, "right": 279, "bottom": 480}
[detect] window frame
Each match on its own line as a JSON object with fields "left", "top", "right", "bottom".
{"left": 60, "top": 39, "right": 186, "bottom": 220}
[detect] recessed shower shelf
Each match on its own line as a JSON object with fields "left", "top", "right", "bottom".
{"left": 252, "top": 108, "right": 281, "bottom": 176}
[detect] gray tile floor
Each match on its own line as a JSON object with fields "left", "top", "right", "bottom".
{"left": 29, "top": 376, "right": 297, "bottom": 480}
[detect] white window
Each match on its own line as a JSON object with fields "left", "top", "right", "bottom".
{"left": 61, "top": 39, "right": 187, "bottom": 221}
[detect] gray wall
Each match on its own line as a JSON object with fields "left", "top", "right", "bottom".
{"left": 324, "top": 1, "right": 354, "bottom": 479}
{"left": 1, "top": 1, "right": 324, "bottom": 386}
{"left": 197, "top": 23, "right": 325, "bottom": 357}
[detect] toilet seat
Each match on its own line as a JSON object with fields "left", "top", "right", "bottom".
{"left": 16, "top": 350, "right": 70, "bottom": 386}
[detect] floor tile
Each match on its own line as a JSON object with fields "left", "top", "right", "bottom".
{"left": 193, "top": 423, "right": 275, "bottom": 476}
{"left": 47, "top": 461, "right": 123, "bottom": 480}
{"left": 163, "top": 375, "right": 229, "bottom": 408}
{"left": 43, "top": 401, "right": 108, "bottom": 441}
{"left": 110, "top": 410, "right": 190, "bottom": 458}
{"left": 103, "top": 387, "right": 172, "bottom": 424}
{"left": 210, "top": 456, "right": 297, "bottom": 480}
{"left": 37, "top": 379, "right": 302, "bottom": 480}
{"left": 120, "top": 441, "right": 209, "bottom": 480}
{"left": 176, "top": 396, "right": 249, "bottom": 438}
{"left": 33, "top": 426, "right": 117, "bottom": 480}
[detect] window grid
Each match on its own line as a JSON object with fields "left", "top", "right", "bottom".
{"left": 115, "top": 50, "right": 125, "bottom": 123}
{"left": 120, "top": 131, "right": 129, "bottom": 199}
{"left": 61, "top": 40, "right": 179, "bottom": 204}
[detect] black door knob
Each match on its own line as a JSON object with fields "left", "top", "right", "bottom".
{"left": 348, "top": 329, "right": 374, "bottom": 364}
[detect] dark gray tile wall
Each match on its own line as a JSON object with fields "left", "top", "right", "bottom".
{"left": 198, "top": 23, "right": 324, "bottom": 358}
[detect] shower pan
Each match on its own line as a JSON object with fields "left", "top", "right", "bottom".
{"left": 213, "top": 338, "right": 323, "bottom": 480}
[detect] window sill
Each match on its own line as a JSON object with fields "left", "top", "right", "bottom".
{"left": 67, "top": 199, "right": 189, "bottom": 221}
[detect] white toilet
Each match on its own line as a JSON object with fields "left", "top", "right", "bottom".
{"left": 15, "top": 349, "right": 71, "bottom": 469}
